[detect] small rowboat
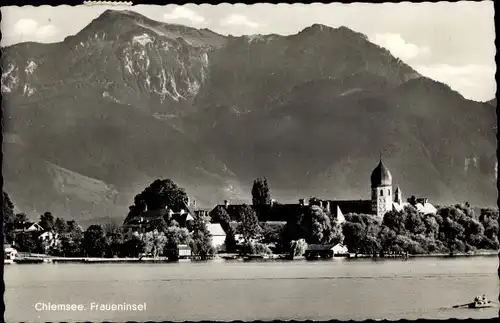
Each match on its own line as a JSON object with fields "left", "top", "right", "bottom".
{"left": 468, "top": 301, "right": 493, "bottom": 309}
{"left": 453, "top": 295, "right": 496, "bottom": 309}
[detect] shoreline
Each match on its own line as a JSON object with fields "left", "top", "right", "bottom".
{"left": 8, "top": 250, "right": 498, "bottom": 264}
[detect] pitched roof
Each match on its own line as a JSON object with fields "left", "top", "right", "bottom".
{"left": 207, "top": 223, "right": 226, "bottom": 236}
{"left": 7, "top": 222, "right": 43, "bottom": 231}
{"left": 210, "top": 203, "right": 307, "bottom": 223}
{"left": 124, "top": 209, "right": 168, "bottom": 225}
{"left": 415, "top": 202, "right": 437, "bottom": 214}
{"left": 393, "top": 202, "right": 437, "bottom": 214}
{"left": 124, "top": 201, "right": 196, "bottom": 225}
{"left": 329, "top": 200, "right": 373, "bottom": 216}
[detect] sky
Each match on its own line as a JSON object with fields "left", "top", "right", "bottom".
{"left": 1, "top": 2, "right": 496, "bottom": 102}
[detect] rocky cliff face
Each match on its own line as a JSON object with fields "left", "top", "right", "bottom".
{"left": 2, "top": 10, "right": 496, "bottom": 223}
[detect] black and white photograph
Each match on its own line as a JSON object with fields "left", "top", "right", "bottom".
{"left": 1, "top": 1, "right": 498, "bottom": 322}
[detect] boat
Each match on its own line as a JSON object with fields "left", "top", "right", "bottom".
{"left": 468, "top": 301, "right": 493, "bottom": 309}
{"left": 454, "top": 295, "right": 495, "bottom": 309}
{"left": 468, "top": 295, "right": 493, "bottom": 308}
{"left": 4, "top": 245, "right": 18, "bottom": 264}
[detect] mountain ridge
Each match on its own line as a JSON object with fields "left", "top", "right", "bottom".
{"left": 2, "top": 10, "right": 496, "bottom": 224}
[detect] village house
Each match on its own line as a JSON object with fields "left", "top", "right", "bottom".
{"left": 4, "top": 244, "right": 18, "bottom": 264}
{"left": 206, "top": 223, "right": 226, "bottom": 251}
{"left": 164, "top": 244, "right": 192, "bottom": 260}
{"left": 304, "top": 243, "right": 348, "bottom": 260}
{"left": 6, "top": 222, "right": 44, "bottom": 233}
{"left": 122, "top": 199, "right": 196, "bottom": 237}
{"left": 39, "top": 231, "right": 62, "bottom": 253}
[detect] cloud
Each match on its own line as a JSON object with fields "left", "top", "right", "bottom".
{"left": 371, "top": 33, "right": 430, "bottom": 61}
{"left": 220, "top": 14, "right": 259, "bottom": 29}
{"left": 163, "top": 6, "right": 205, "bottom": 25}
{"left": 415, "top": 64, "right": 496, "bottom": 101}
{"left": 35, "top": 25, "right": 58, "bottom": 37}
{"left": 12, "top": 18, "right": 58, "bottom": 39}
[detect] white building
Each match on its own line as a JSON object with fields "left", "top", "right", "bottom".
{"left": 207, "top": 223, "right": 226, "bottom": 251}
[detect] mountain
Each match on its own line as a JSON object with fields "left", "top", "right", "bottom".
{"left": 1, "top": 10, "right": 496, "bottom": 224}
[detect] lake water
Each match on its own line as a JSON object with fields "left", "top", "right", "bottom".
{"left": 4, "top": 256, "right": 499, "bottom": 322}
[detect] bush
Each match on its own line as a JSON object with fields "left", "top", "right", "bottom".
{"left": 241, "top": 242, "right": 273, "bottom": 255}
{"left": 289, "top": 239, "right": 308, "bottom": 258}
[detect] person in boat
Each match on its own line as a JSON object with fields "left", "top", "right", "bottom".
{"left": 474, "top": 295, "right": 484, "bottom": 304}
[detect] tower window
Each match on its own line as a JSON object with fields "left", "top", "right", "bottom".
{"left": 388, "top": 189, "right": 391, "bottom": 195}
{"left": 380, "top": 189, "right": 383, "bottom": 196}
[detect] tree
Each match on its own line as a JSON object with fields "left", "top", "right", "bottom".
{"left": 14, "top": 232, "right": 39, "bottom": 253}
{"left": 407, "top": 195, "right": 417, "bottom": 206}
{"left": 39, "top": 212, "right": 55, "bottom": 231}
{"left": 241, "top": 242, "right": 273, "bottom": 255}
{"left": 60, "top": 220, "right": 84, "bottom": 256}
{"left": 224, "top": 231, "right": 238, "bottom": 253}
{"left": 261, "top": 222, "right": 285, "bottom": 246}
{"left": 378, "top": 225, "right": 397, "bottom": 254}
{"left": 212, "top": 206, "right": 232, "bottom": 225}
{"left": 342, "top": 221, "right": 365, "bottom": 256}
{"left": 437, "top": 207, "right": 466, "bottom": 255}
{"left": 404, "top": 207, "right": 426, "bottom": 235}
{"left": 392, "top": 235, "right": 424, "bottom": 254}
{"left": 301, "top": 205, "right": 336, "bottom": 244}
{"left": 479, "top": 208, "right": 499, "bottom": 249}
{"left": 149, "top": 217, "right": 168, "bottom": 232}
{"left": 251, "top": 177, "right": 271, "bottom": 206}
{"left": 122, "top": 235, "right": 145, "bottom": 258}
{"left": 190, "top": 214, "right": 215, "bottom": 259}
{"left": 126, "top": 179, "right": 188, "bottom": 222}
{"left": 141, "top": 230, "right": 167, "bottom": 258}
{"left": 423, "top": 214, "right": 440, "bottom": 240}
{"left": 102, "top": 221, "right": 124, "bottom": 257}
{"left": 281, "top": 214, "right": 305, "bottom": 248}
{"left": 460, "top": 216, "right": 484, "bottom": 247}
{"left": 66, "top": 220, "right": 80, "bottom": 232}
{"left": 164, "top": 225, "right": 192, "bottom": 259}
{"left": 211, "top": 206, "right": 237, "bottom": 252}
{"left": 59, "top": 233, "right": 81, "bottom": 257}
{"left": 14, "top": 213, "right": 29, "bottom": 224}
{"left": 330, "top": 218, "right": 344, "bottom": 246}
{"left": 237, "top": 204, "right": 262, "bottom": 243}
{"left": 54, "top": 217, "right": 68, "bottom": 234}
{"left": 289, "top": 239, "right": 308, "bottom": 259}
{"left": 382, "top": 209, "right": 407, "bottom": 235}
{"left": 83, "top": 225, "right": 107, "bottom": 257}
{"left": 2, "top": 191, "right": 15, "bottom": 225}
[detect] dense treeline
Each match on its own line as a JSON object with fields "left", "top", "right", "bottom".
{"left": 342, "top": 204, "right": 499, "bottom": 256}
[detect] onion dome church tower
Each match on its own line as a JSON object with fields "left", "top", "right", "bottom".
{"left": 371, "top": 158, "right": 393, "bottom": 218}
{"left": 394, "top": 186, "right": 403, "bottom": 205}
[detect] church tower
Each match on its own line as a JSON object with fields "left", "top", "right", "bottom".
{"left": 394, "top": 185, "right": 402, "bottom": 205}
{"left": 370, "top": 158, "right": 393, "bottom": 219}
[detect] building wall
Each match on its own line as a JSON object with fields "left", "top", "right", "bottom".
{"left": 372, "top": 185, "right": 393, "bottom": 218}
{"left": 212, "top": 235, "right": 226, "bottom": 250}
